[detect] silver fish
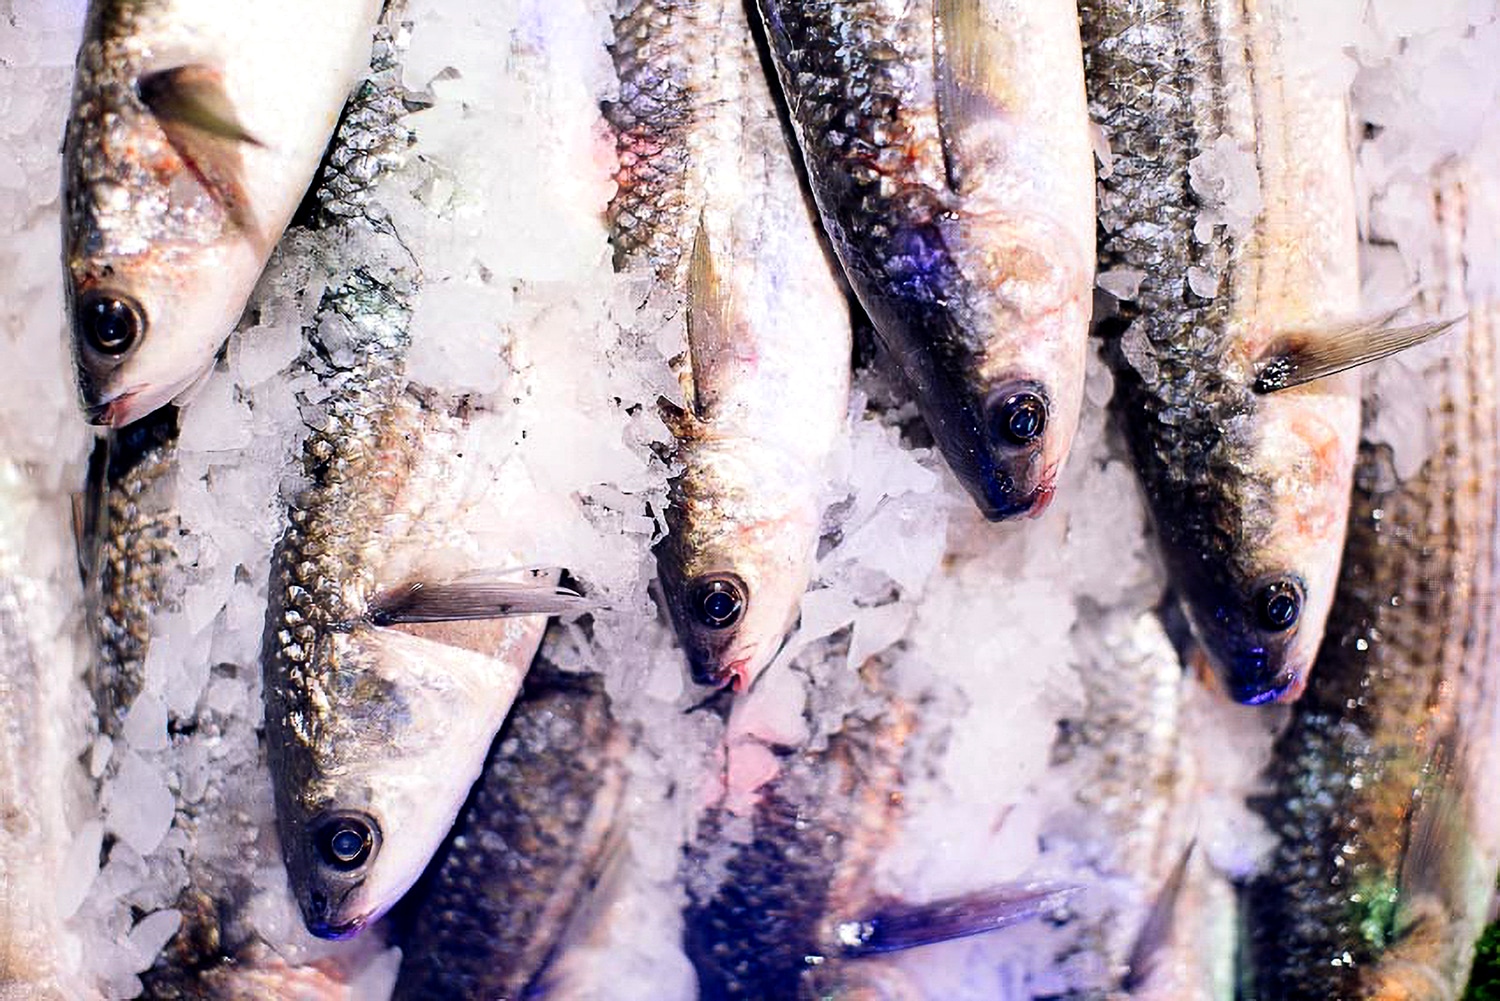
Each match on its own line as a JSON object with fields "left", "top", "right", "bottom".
{"left": 753, "top": 0, "right": 1096, "bottom": 520}
{"left": 62, "top": 0, "right": 383, "bottom": 426}
{"left": 1081, "top": 0, "right": 1449, "bottom": 703}
{"left": 684, "top": 662, "right": 1071, "bottom": 998}
{"left": 391, "top": 673, "right": 628, "bottom": 999}
{"left": 1244, "top": 176, "right": 1500, "bottom": 999}
{"left": 605, "top": 0, "right": 852, "bottom": 690}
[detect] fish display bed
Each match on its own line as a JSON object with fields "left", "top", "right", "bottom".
{"left": 1, "top": 1, "right": 1498, "bottom": 998}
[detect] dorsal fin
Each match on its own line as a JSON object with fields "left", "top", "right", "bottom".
{"left": 137, "top": 65, "right": 262, "bottom": 236}
{"left": 1254, "top": 314, "right": 1459, "bottom": 393}
{"left": 933, "top": 0, "right": 1013, "bottom": 194}
{"left": 685, "top": 216, "right": 734, "bottom": 421}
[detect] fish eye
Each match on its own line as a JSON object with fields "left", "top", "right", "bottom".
{"left": 689, "top": 573, "right": 746, "bottom": 630}
{"left": 985, "top": 383, "right": 1049, "bottom": 447}
{"left": 313, "top": 813, "right": 378, "bottom": 872}
{"left": 78, "top": 291, "right": 145, "bottom": 356}
{"left": 1255, "top": 579, "right": 1303, "bottom": 633}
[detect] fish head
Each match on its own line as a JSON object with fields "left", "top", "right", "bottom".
{"left": 272, "top": 622, "right": 535, "bottom": 939}
{"left": 657, "top": 451, "right": 818, "bottom": 691}
{"left": 925, "top": 215, "right": 1090, "bottom": 521}
{"left": 1178, "top": 383, "right": 1359, "bottom": 704}
{"left": 66, "top": 242, "right": 255, "bottom": 427}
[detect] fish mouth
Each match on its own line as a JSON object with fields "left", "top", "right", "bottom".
{"left": 975, "top": 476, "right": 1057, "bottom": 522}
{"left": 84, "top": 388, "right": 141, "bottom": 428}
{"left": 305, "top": 913, "right": 367, "bottom": 941}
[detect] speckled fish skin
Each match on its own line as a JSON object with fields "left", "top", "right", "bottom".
{"left": 261, "top": 21, "right": 568, "bottom": 941}
{"left": 1081, "top": 0, "right": 1363, "bottom": 704}
{"left": 1245, "top": 181, "right": 1500, "bottom": 998}
{"left": 754, "top": 0, "right": 1095, "bottom": 520}
{"left": 62, "top": 0, "right": 382, "bottom": 427}
{"left": 683, "top": 697, "right": 919, "bottom": 999}
{"left": 391, "top": 674, "right": 628, "bottom": 1000}
{"left": 82, "top": 404, "right": 180, "bottom": 739}
{"left": 605, "top": 0, "right": 851, "bottom": 691}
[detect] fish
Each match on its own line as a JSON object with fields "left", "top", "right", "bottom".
{"left": 604, "top": 0, "right": 852, "bottom": 690}
{"left": 752, "top": 0, "right": 1096, "bottom": 520}
{"left": 390, "top": 672, "right": 628, "bottom": 999}
{"left": 683, "top": 665, "right": 1072, "bottom": 998}
{"left": 1079, "top": 0, "right": 1450, "bottom": 704}
{"left": 80, "top": 404, "right": 181, "bottom": 738}
{"left": 261, "top": 263, "right": 594, "bottom": 940}
{"left": 1243, "top": 177, "right": 1500, "bottom": 998}
{"left": 62, "top": 0, "right": 384, "bottom": 427}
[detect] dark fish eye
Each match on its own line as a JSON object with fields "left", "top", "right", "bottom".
{"left": 314, "top": 813, "right": 377, "bottom": 872}
{"left": 986, "top": 384, "right": 1048, "bottom": 447}
{"left": 1255, "top": 579, "right": 1303, "bottom": 633}
{"left": 78, "top": 291, "right": 145, "bottom": 356}
{"left": 690, "top": 573, "right": 746, "bottom": 630}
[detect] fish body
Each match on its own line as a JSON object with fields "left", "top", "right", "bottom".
{"left": 753, "top": 0, "right": 1095, "bottom": 520}
{"left": 391, "top": 674, "right": 628, "bottom": 1000}
{"left": 1245, "top": 180, "right": 1500, "bottom": 998}
{"left": 62, "top": 0, "right": 382, "bottom": 426}
{"left": 83, "top": 404, "right": 181, "bottom": 737}
{"left": 606, "top": 0, "right": 851, "bottom": 689}
{"left": 1082, "top": 0, "right": 1365, "bottom": 703}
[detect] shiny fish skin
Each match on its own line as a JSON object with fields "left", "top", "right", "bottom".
{"left": 754, "top": 0, "right": 1095, "bottom": 520}
{"left": 391, "top": 674, "right": 627, "bottom": 1000}
{"left": 605, "top": 0, "right": 851, "bottom": 690}
{"left": 1081, "top": 0, "right": 1363, "bottom": 703}
{"left": 82, "top": 404, "right": 180, "bottom": 738}
{"left": 62, "top": 0, "right": 382, "bottom": 427}
{"left": 683, "top": 696, "right": 916, "bottom": 998}
{"left": 1245, "top": 180, "right": 1500, "bottom": 998}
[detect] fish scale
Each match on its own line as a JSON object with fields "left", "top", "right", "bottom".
{"left": 391, "top": 675, "right": 627, "bottom": 999}
{"left": 1245, "top": 176, "right": 1500, "bottom": 999}
{"left": 756, "top": 0, "right": 1095, "bottom": 520}
{"left": 1082, "top": 0, "right": 1365, "bottom": 703}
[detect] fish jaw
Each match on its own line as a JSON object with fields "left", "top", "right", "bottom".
{"left": 268, "top": 619, "right": 543, "bottom": 939}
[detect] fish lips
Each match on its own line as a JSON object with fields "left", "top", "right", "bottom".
{"left": 301, "top": 881, "right": 376, "bottom": 941}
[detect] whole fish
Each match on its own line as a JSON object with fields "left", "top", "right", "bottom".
{"left": 753, "top": 0, "right": 1096, "bottom": 520}
{"left": 391, "top": 672, "right": 628, "bottom": 1000}
{"left": 605, "top": 0, "right": 852, "bottom": 690}
{"left": 1080, "top": 0, "right": 1448, "bottom": 703}
{"left": 1244, "top": 179, "right": 1500, "bottom": 998}
{"left": 62, "top": 0, "right": 383, "bottom": 427}
{"left": 683, "top": 671, "right": 1071, "bottom": 998}
{"left": 81, "top": 404, "right": 180, "bottom": 738}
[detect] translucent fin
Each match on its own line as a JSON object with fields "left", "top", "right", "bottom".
{"left": 685, "top": 217, "right": 733, "bottom": 422}
{"left": 136, "top": 65, "right": 260, "bottom": 233}
{"left": 833, "top": 882, "right": 1078, "bottom": 957}
{"left": 1253, "top": 315, "right": 1460, "bottom": 393}
{"left": 933, "top": 0, "right": 1012, "bottom": 194}
{"left": 1123, "top": 841, "right": 1195, "bottom": 990}
{"left": 368, "top": 574, "right": 591, "bottom": 626}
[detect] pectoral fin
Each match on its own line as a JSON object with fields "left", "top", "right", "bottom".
{"left": 368, "top": 570, "right": 592, "bottom": 626}
{"left": 933, "top": 0, "right": 1013, "bottom": 194}
{"left": 137, "top": 65, "right": 261, "bottom": 233}
{"left": 833, "top": 882, "right": 1078, "bottom": 957}
{"left": 1254, "top": 315, "right": 1459, "bottom": 393}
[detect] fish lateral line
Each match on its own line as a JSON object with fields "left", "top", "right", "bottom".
{"left": 366, "top": 575, "right": 594, "bottom": 626}
{"left": 831, "top": 881, "right": 1079, "bottom": 958}
{"left": 1253, "top": 315, "right": 1461, "bottom": 394}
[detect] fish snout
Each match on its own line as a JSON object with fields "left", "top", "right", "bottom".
{"left": 303, "top": 889, "right": 367, "bottom": 941}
